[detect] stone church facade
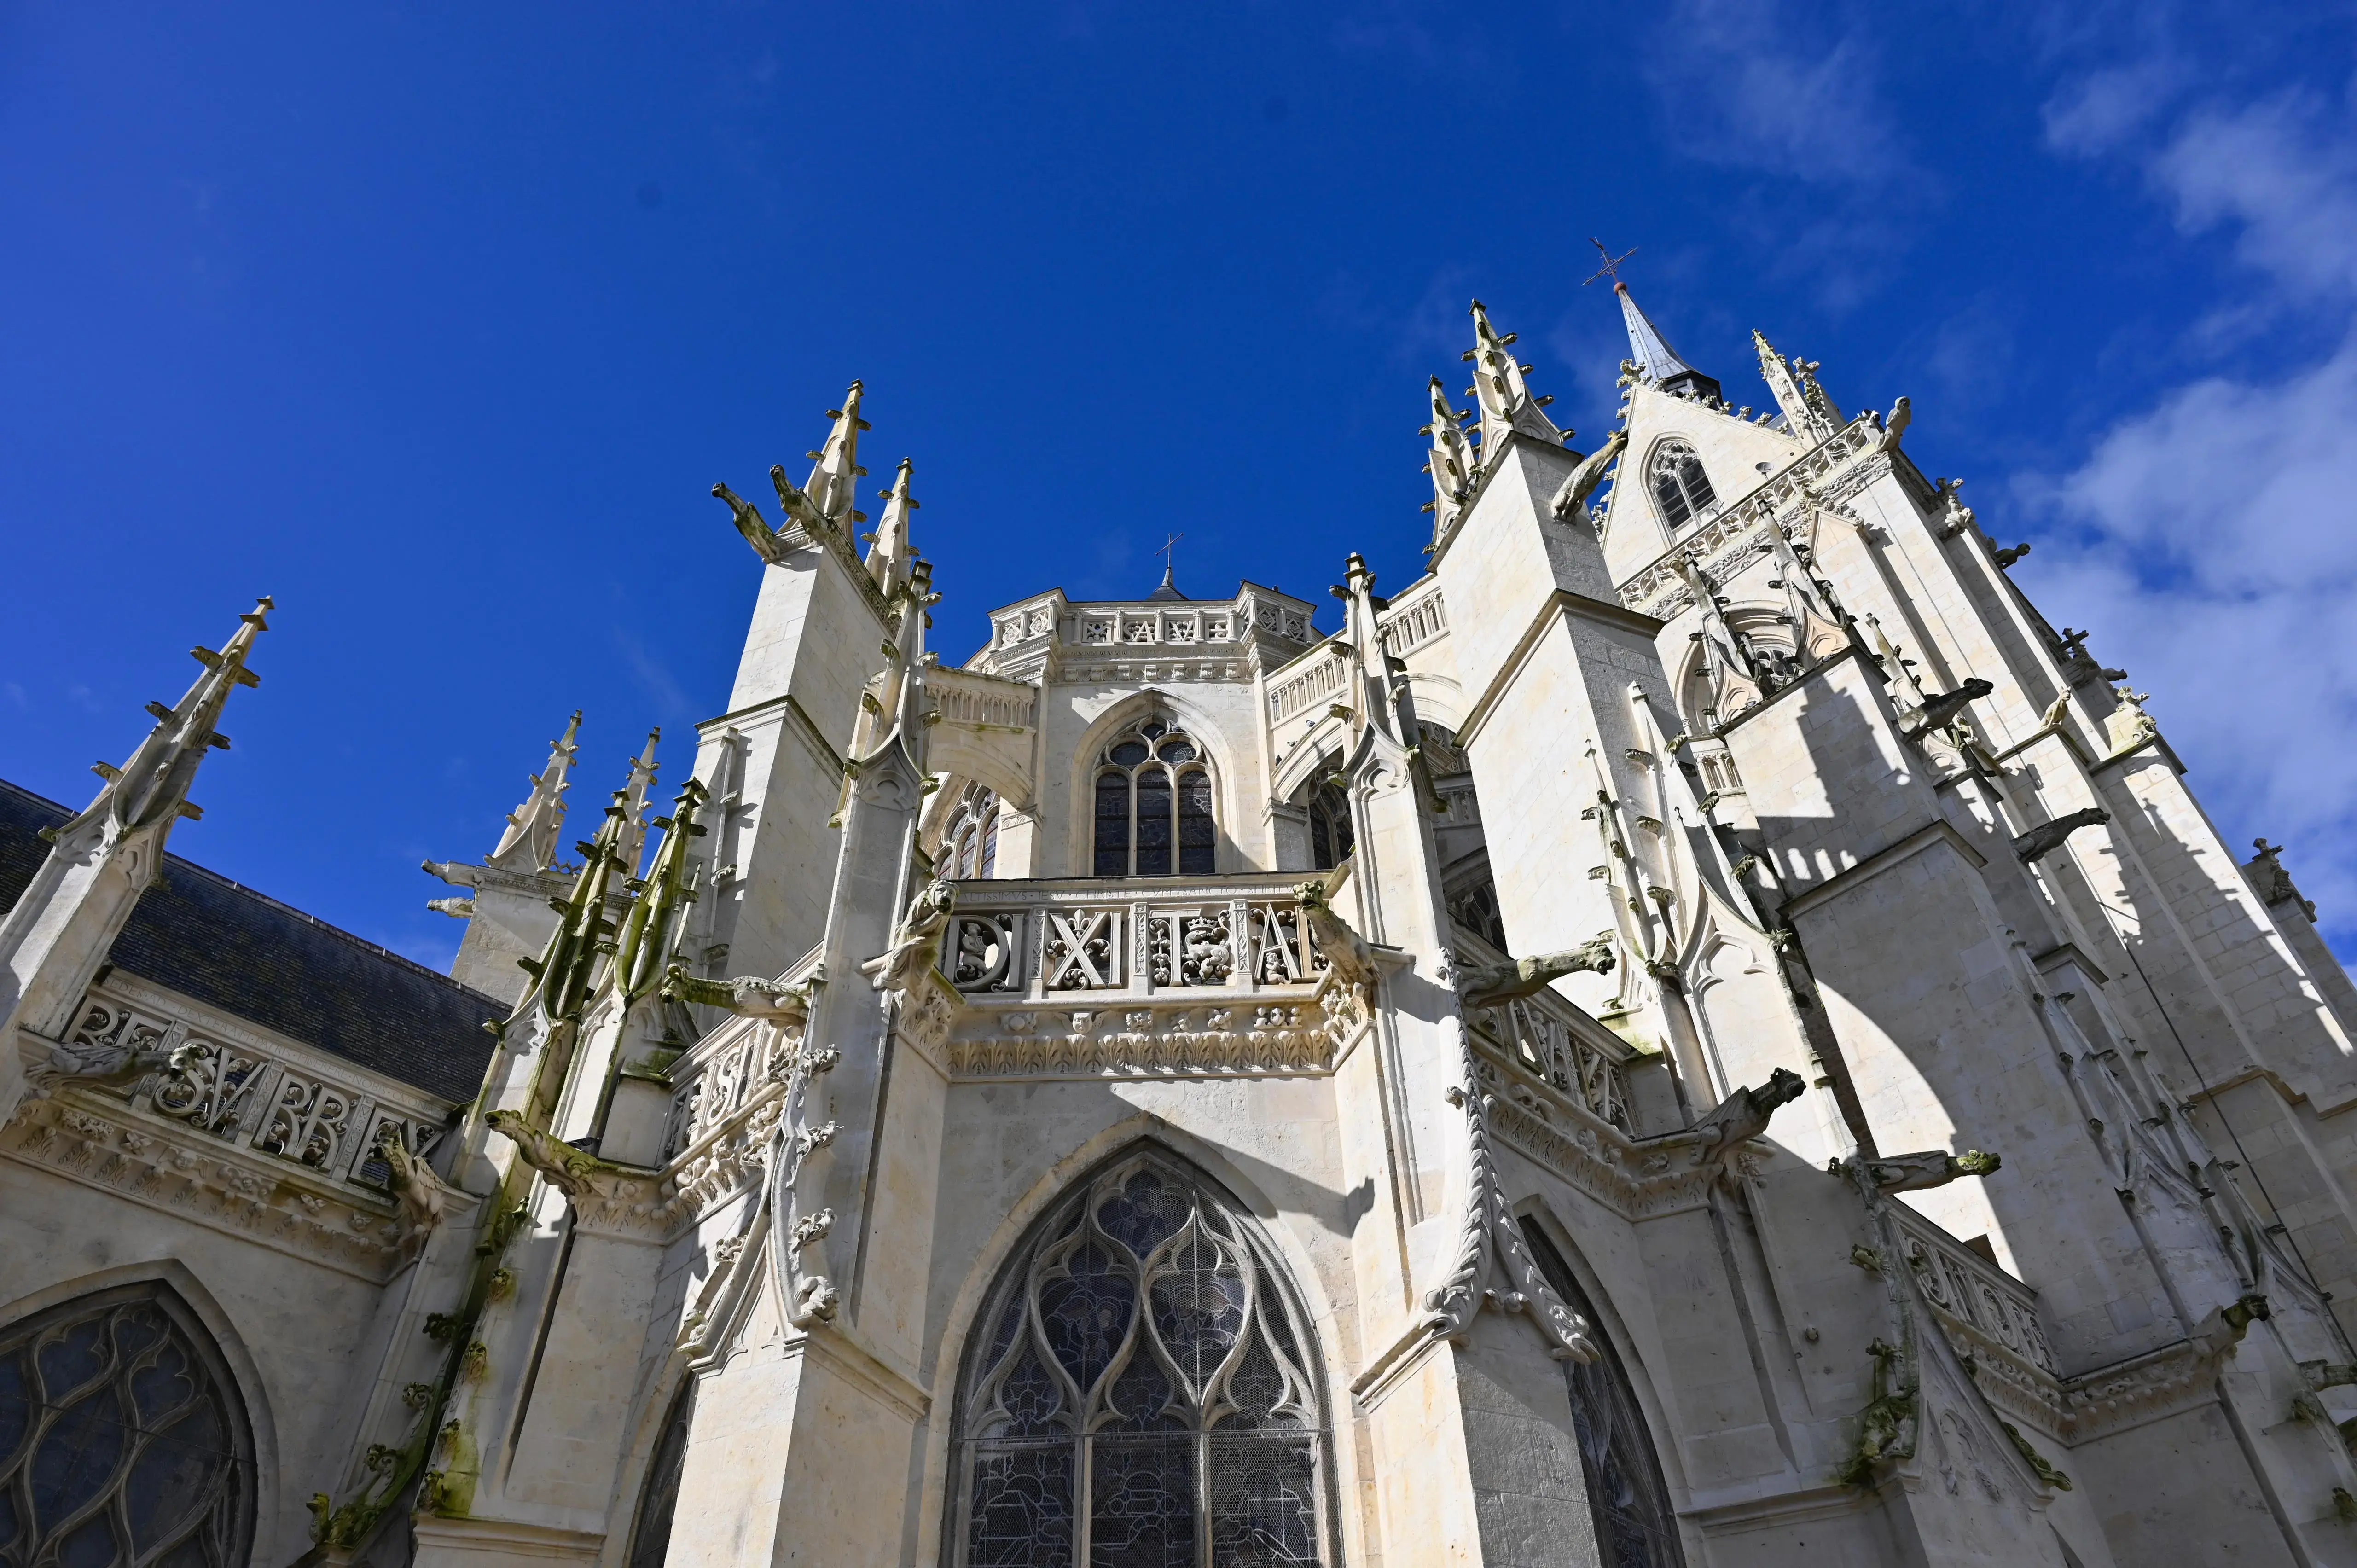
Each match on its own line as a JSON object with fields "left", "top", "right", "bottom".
{"left": 6, "top": 284, "right": 2357, "bottom": 1568}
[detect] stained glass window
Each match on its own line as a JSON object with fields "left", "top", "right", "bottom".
{"left": 1091, "top": 722, "right": 1217, "bottom": 880}
{"left": 625, "top": 1381, "right": 694, "bottom": 1568}
{"left": 0, "top": 1283, "right": 256, "bottom": 1568}
{"left": 1521, "top": 1224, "right": 1686, "bottom": 1568}
{"left": 943, "top": 784, "right": 1003, "bottom": 883}
{"left": 948, "top": 1151, "right": 1332, "bottom": 1567}
{"left": 1649, "top": 442, "right": 1716, "bottom": 531}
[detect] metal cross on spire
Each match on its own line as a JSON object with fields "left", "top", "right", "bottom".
{"left": 1159, "top": 532, "right": 1183, "bottom": 574}
{"left": 1583, "top": 238, "right": 1637, "bottom": 288}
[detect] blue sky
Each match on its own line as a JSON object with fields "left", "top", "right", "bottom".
{"left": 4, "top": 0, "right": 2352, "bottom": 967}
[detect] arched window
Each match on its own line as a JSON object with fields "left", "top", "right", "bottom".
{"left": 947, "top": 1149, "right": 1334, "bottom": 1568}
{"left": 1521, "top": 1224, "right": 1686, "bottom": 1568}
{"left": 626, "top": 1381, "right": 695, "bottom": 1568}
{"left": 1303, "top": 782, "right": 1353, "bottom": 873}
{"left": 1092, "top": 719, "right": 1215, "bottom": 878}
{"left": 0, "top": 1282, "right": 258, "bottom": 1568}
{"left": 1649, "top": 442, "right": 1717, "bottom": 531}
{"left": 943, "top": 783, "right": 1002, "bottom": 881}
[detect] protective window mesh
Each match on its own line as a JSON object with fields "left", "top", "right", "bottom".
{"left": 949, "top": 1151, "right": 1333, "bottom": 1567}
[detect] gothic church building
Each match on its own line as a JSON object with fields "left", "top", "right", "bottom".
{"left": 6, "top": 283, "right": 2357, "bottom": 1568}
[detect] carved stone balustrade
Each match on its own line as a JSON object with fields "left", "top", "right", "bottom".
{"left": 1377, "top": 580, "right": 1449, "bottom": 659}
{"left": 1453, "top": 935, "right": 1637, "bottom": 1131}
{"left": 1892, "top": 1202, "right": 2066, "bottom": 1434}
{"left": 1264, "top": 639, "right": 1351, "bottom": 727}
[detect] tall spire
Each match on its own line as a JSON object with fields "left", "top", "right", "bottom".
{"left": 613, "top": 728, "right": 662, "bottom": 879}
{"left": 866, "top": 457, "right": 918, "bottom": 592}
{"left": 1752, "top": 329, "right": 1842, "bottom": 441}
{"left": 1614, "top": 283, "right": 1720, "bottom": 403}
{"left": 803, "top": 381, "right": 872, "bottom": 526}
{"left": 1, "top": 597, "right": 272, "bottom": 1116}
{"left": 1462, "top": 300, "right": 1564, "bottom": 461}
{"left": 485, "top": 711, "right": 581, "bottom": 874}
{"left": 1421, "top": 376, "right": 1475, "bottom": 549}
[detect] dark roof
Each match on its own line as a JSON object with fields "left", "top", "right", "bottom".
{"left": 1144, "top": 567, "right": 1189, "bottom": 603}
{"left": 0, "top": 780, "right": 501, "bottom": 1104}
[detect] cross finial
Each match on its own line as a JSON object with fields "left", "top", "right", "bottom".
{"left": 1583, "top": 238, "right": 1637, "bottom": 289}
{"left": 1159, "top": 533, "right": 1183, "bottom": 573}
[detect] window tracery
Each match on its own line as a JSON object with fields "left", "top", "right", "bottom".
{"left": 948, "top": 1150, "right": 1333, "bottom": 1568}
{"left": 1521, "top": 1225, "right": 1685, "bottom": 1568}
{"left": 943, "top": 783, "right": 1002, "bottom": 881}
{"left": 0, "top": 1282, "right": 257, "bottom": 1568}
{"left": 1302, "top": 782, "right": 1353, "bottom": 874}
{"left": 1648, "top": 442, "right": 1717, "bottom": 531}
{"left": 1091, "top": 720, "right": 1215, "bottom": 879}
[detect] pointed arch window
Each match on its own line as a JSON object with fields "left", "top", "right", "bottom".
{"left": 947, "top": 1149, "right": 1335, "bottom": 1567}
{"left": 1649, "top": 442, "right": 1717, "bottom": 531}
{"left": 1521, "top": 1224, "right": 1686, "bottom": 1568}
{"left": 626, "top": 1381, "right": 695, "bottom": 1568}
{"left": 944, "top": 783, "right": 1002, "bottom": 882}
{"left": 0, "top": 1282, "right": 258, "bottom": 1568}
{"left": 1092, "top": 720, "right": 1215, "bottom": 878}
{"left": 1301, "top": 781, "right": 1353, "bottom": 874}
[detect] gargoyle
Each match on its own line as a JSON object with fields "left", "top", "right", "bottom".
{"left": 1549, "top": 429, "right": 1627, "bottom": 519}
{"left": 484, "top": 1109, "right": 597, "bottom": 1199}
{"left": 711, "top": 482, "right": 792, "bottom": 566}
{"left": 1455, "top": 935, "right": 1617, "bottom": 1011}
{"left": 380, "top": 1127, "right": 464, "bottom": 1234}
{"left": 1858, "top": 1148, "right": 2000, "bottom": 1195}
{"left": 662, "top": 964, "right": 813, "bottom": 1024}
{"left": 2012, "top": 807, "right": 2109, "bottom": 865}
{"left": 1876, "top": 395, "right": 1911, "bottom": 454}
{"left": 1899, "top": 678, "right": 1994, "bottom": 741}
{"left": 33, "top": 1034, "right": 196, "bottom": 1096}
{"left": 1690, "top": 1067, "right": 1806, "bottom": 1168}
{"left": 2190, "top": 1293, "right": 2270, "bottom": 1361}
{"left": 1293, "top": 881, "right": 1382, "bottom": 1005}
{"left": 861, "top": 879, "right": 957, "bottom": 994}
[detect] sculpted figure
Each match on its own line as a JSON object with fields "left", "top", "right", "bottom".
{"left": 1690, "top": 1067, "right": 1806, "bottom": 1168}
{"left": 1900, "top": 678, "right": 1994, "bottom": 740}
{"left": 710, "top": 482, "right": 792, "bottom": 566}
{"left": 1877, "top": 395, "right": 1912, "bottom": 453}
{"left": 663, "top": 965, "right": 813, "bottom": 1023}
{"left": 1292, "top": 881, "right": 1382, "bottom": 1005}
{"left": 484, "top": 1109, "right": 597, "bottom": 1198}
{"left": 379, "top": 1127, "right": 464, "bottom": 1233}
{"left": 862, "top": 879, "right": 957, "bottom": 993}
{"left": 2012, "top": 807, "right": 2109, "bottom": 865}
{"left": 1455, "top": 935, "right": 1617, "bottom": 1011}
{"left": 35, "top": 1033, "right": 195, "bottom": 1096}
{"left": 1858, "top": 1148, "right": 2000, "bottom": 1195}
{"left": 1549, "top": 429, "right": 1627, "bottom": 520}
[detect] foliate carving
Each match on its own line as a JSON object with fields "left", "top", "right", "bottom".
{"left": 1045, "top": 910, "right": 1120, "bottom": 989}
{"left": 1149, "top": 909, "right": 1233, "bottom": 987}
{"left": 257, "top": 1074, "right": 354, "bottom": 1170}
{"left": 153, "top": 1040, "right": 267, "bottom": 1140}
{"left": 768, "top": 1038, "right": 843, "bottom": 1325}
{"left": 1423, "top": 1022, "right": 1599, "bottom": 1363}
{"left": 946, "top": 1001, "right": 1341, "bottom": 1080}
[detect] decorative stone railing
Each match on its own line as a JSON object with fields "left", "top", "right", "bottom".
{"left": 1453, "top": 936, "right": 1636, "bottom": 1130}
{"left": 58, "top": 984, "right": 453, "bottom": 1192}
{"left": 936, "top": 874, "right": 1333, "bottom": 1001}
{"left": 1893, "top": 1202, "right": 2064, "bottom": 1432}
{"left": 929, "top": 666, "right": 1037, "bottom": 731}
{"left": 658, "top": 946, "right": 823, "bottom": 1164}
{"left": 1265, "top": 640, "right": 1351, "bottom": 726}
{"left": 1378, "top": 581, "right": 1448, "bottom": 658}
{"left": 1614, "top": 415, "right": 1884, "bottom": 620}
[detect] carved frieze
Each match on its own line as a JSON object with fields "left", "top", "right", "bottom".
{"left": 946, "top": 999, "right": 1341, "bottom": 1080}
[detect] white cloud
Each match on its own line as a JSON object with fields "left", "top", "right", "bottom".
{"left": 1642, "top": 0, "right": 1908, "bottom": 189}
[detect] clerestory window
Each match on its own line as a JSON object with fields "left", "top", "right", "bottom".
{"left": 1304, "top": 782, "right": 1354, "bottom": 874}
{"left": 0, "top": 1282, "right": 258, "bottom": 1568}
{"left": 946, "top": 1149, "right": 1335, "bottom": 1568}
{"left": 1092, "top": 720, "right": 1214, "bottom": 878}
{"left": 1649, "top": 442, "right": 1717, "bottom": 531}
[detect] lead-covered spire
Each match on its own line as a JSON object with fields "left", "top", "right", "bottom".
{"left": 1615, "top": 283, "right": 1720, "bottom": 403}
{"left": 1462, "top": 300, "right": 1564, "bottom": 460}
{"left": 486, "top": 710, "right": 581, "bottom": 874}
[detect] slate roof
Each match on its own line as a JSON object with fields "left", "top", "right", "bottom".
{"left": 0, "top": 779, "right": 502, "bottom": 1104}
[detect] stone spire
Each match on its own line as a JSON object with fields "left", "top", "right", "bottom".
{"left": 1752, "top": 329, "right": 1842, "bottom": 441}
{"left": 0, "top": 598, "right": 272, "bottom": 1117}
{"left": 803, "top": 381, "right": 872, "bottom": 526}
{"left": 1421, "top": 376, "right": 1476, "bottom": 549}
{"left": 486, "top": 710, "right": 581, "bottom": 874}
{"left": 1462, "top": 300, "right": 1564, "bottom": 461}
{"left": 1614, "top": 283, "right": 1721, "bottom": 402}
{"left": 866, "top": 458, "right": 918, "bottom": 592}
{"left": 613, "top": 728, "right": 662, "bottom": 879}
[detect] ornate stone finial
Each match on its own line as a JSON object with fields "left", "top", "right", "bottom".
{"left": 512, "top": 794, "right": 629, "bottom": 1027}
{"left": 1421, "top": 376, "right": 1476, "bottom": 547}
{"left": 486, "top": 711, "right": 581, "bottom": 874}
{"left": 1461, "top": 300, "right": 1563, "bottom": 463}
{"left": 614, "top": 778, "right": 708, "bottom": 1005}
{"left": 82, "top": 596, "right": 273, "bottom": 840}
{"left": 803, "top": 381, "right": 871, "bottom": 526}
{"left": 612, "top": 729, "right": 662, "bottom": 881}
{"left": 866, "top": 457, "right": 918, "bottom": 591}
{"left": 1751, "top": 328, "right": 1840, "bottom": 441}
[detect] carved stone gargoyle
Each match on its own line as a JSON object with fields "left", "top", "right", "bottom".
{"left": 1549, "top": 429, "right": 1627, "bottom": 520}
{"left": 31, "top": 1034, "right": 197, "bottom": 1098}
{"left": 1455, "top": 935, "right": 1617, "bottom": 1011}
{"left": 1856, "top": 1148, "right": 2001, "bottom": 1195}
{"left": 2012, "top": 807, "right": 2109, "bottom": 865}
{"left": 1898, "top": 678, "right": 1994, "bottom": 741}
{"left": 379, "top": 1127, "right": 464, "bottom": 1235}
{"left": 1292, "top": 881, "right": 1382, "bottom": 1005}
{"left": 861, "top": 879, "right": 957, "bottom": 994}
{"left": 662, "top": 965, "right": 813, "bottom": 1024}
{"left": 1690, "top": 1067, "right": 1806, "bottom": 1169}
{"left": 483, "top": 1109, "right": 597, "bottom": 1199}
